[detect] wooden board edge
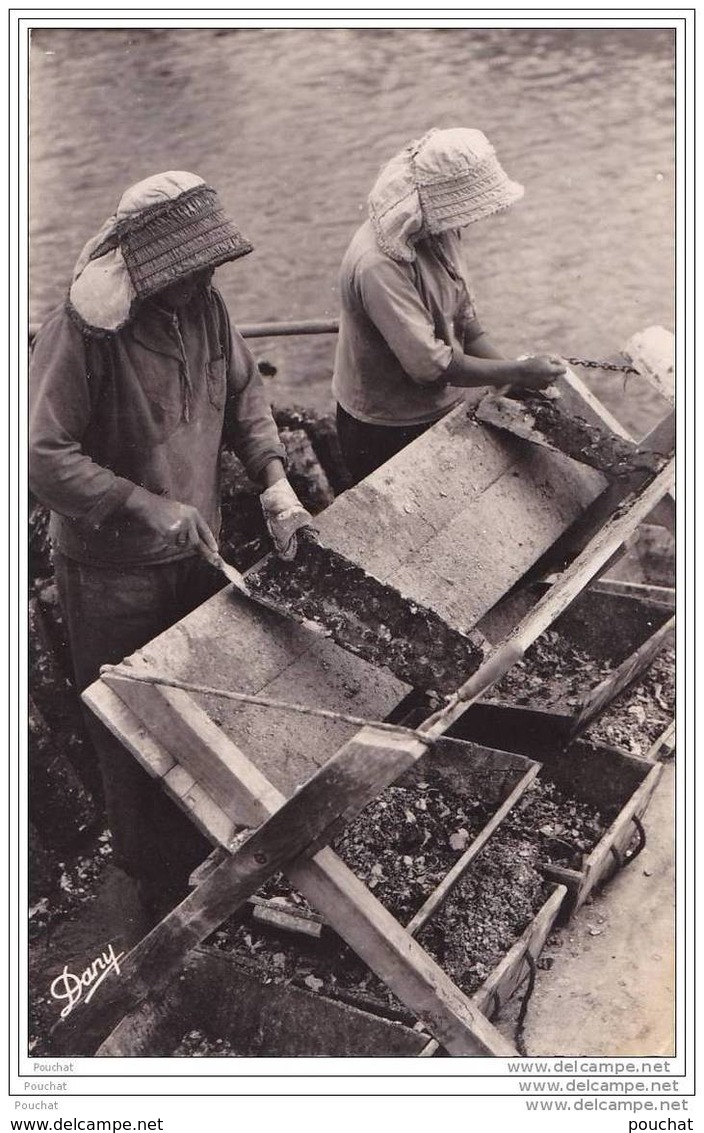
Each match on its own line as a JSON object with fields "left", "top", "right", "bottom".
{"left": 571, "top": 615, "right": 675, "bottom": 734}
{"left": 574, "top": 763, "right": 664, "bottom": 911}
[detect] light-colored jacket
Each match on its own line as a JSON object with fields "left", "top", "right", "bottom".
{"left": 30, "top": 286, "right": 284, "bottom": 566}
{"left": 332, "top": 221, "right": 484, "bottom": 426}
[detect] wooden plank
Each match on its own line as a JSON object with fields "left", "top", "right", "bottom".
{"left": 472, "top": 885, "right": 566, "bottom": 1017}
{"left": 559, "top": 366, "right": 634, "bottom": 439}
{"left": 84, "top": 682, "right": 245, "bottom": 846}
{"left": 524, "top": 412, "right": 674, "bottom": 581}
{"left": 568, "top": 336, "right": 675, "bottom": 530}
{"left": 77, "top": 359, "right": 674, "bottom": 1060}
{"left": 250, "top": 895, "right": 323, "bottom": 939}
{"left": 100, "top": 677, "right": 283, "bottom": 831}
{"left": 84, "top": 681, "right": 177, "bottom": 780}
{"left": 405, "top": 760, "right": 541, "bottom": 935}
{"left": 129, "top": 589, "right": 409, "bottom": 795}
{"left": 645, "top": 721, "right": 676, "bottom": 762}
{"left": 541, "top": 585, "right": 673, "bottom": 667}
{"left": 188, "top": 848, "right": 228, "bottom": 888}
{"left": 570, "top": 615, "right": 675, "bottom": 736}
{"left": 590, "top": 579, "right": 675, "bottom": 609}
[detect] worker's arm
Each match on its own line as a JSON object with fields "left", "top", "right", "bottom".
{"left": 29, "top": 309, "right": 136, "bottom": 526}
{"left": 358, "top": 256, "right": 563, "bottom": 390}
{"left": 214, "top": 291, "right": 313, "bottom": 558}
{"left": 213, "top": 289, "right": 287, "bottom": 481}
{"left": 464, "top": 330, "right": 505, "bottom": 360}
{"left": 445, "top": 345, "right": 565, "bottom": 390}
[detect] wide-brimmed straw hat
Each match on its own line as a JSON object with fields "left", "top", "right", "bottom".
{"left": 68, "top": 171, "right": 253, "bottom": 333}
{"left": 368, "top": 128, "right": 524, "bottom": 263}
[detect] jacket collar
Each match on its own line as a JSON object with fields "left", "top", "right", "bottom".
{"left": 129, "top": 300, "right": 188, "bottom": 360}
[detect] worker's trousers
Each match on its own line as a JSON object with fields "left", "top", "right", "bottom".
{"left": 54, "top": 551, "right": 223, "bottom": 902}
{"left": 336, "top": 404, "right": 435, "bottom": 484}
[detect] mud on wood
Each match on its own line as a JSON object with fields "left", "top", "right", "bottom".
{"left": 493, "top": 391, "right": 668, "bottom": 478}
{"left": 246, "top": 536, "right": 487, "bottom": 694}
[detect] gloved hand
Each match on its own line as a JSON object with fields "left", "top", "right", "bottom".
{"left": 260, "top": 478, "right": 315, "bottom": 561}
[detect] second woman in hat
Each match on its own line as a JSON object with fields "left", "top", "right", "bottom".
{"left": 332, "top": 128, "right": 566, "bottom": 482}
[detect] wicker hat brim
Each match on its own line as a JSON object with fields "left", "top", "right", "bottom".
{"left": 418, "top": 156, "right": 524, "bottom": 233}
{"left": 120, "top": 186, "right": 253, "bottom": 297}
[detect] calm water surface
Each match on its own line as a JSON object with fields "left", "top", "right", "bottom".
{"left": 30, "top": 27, "right": 675, "bottom": 432}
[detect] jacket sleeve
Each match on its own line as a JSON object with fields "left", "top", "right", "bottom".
{"left": 29, "top": 309, "right": 135, "bottom": 525}
{"left": 215, "top": 293, "right": 286, "bottom": 481}
{"left": 356, "top": 254, "right": 453, "bottom": 384}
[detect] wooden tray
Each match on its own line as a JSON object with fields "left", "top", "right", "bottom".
{"left": 537, "top": 740, "right": 664, "bottom": 916}
{"left": 447, "top": 719, "right": 664, "bottom": 918}
{"left": 100, "top": 947, "right": 433, "bottom": 1058}
{"left": 462, "top": 586, "right": 674, "bottom": 752}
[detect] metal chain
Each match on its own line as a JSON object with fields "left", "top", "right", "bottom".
{"left": 565, "top": 356, "right": 639, "bottom": 376}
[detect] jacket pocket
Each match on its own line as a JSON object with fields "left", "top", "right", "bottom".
{"left": 206, "top": 356, "right": 227, "bottom": 410}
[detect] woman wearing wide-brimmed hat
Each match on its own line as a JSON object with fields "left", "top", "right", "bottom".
{"left": 333, "top": 128, "right": 566, "bottom": 482}
{"left": 29, "top": 171, "right": 313, "bottom": 925}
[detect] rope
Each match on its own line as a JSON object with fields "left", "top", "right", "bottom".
{"left": 514, "top": 951, "right": 538, "bottom": 1057}
{"left": 100, "top": 664, "right": 435, "bottom": 748}
{"left": 610, "top": 815, "right": 647, "bottom": 871}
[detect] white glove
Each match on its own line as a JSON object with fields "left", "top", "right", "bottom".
{"left": 260, "top": 479, "right": 315, "bottom": 561}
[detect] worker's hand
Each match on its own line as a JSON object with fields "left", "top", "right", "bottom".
{"left": 128, "top": 487, "right": 219, "bottom": 554}
{"left": 511, "top": 354, "right": 566, "bottom": 391}
{"left": 260, "top": 478, "right": 315, "bottom": 561}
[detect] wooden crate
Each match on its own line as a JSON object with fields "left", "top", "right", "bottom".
{"left": 537, "top": 740, "right": 664, "bottom": 916}
{"left": 447, "top": 718, "right": 664, "bottom": 918}
{"left": 101, "top": 948, "right": 433, "bottom": 1058}
{"left": 461, "top": 585, "right": 674, "bottom": 752}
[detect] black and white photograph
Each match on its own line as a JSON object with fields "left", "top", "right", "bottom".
{"left": 13, "top": 10, "right": 690, "bottom": 1117}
